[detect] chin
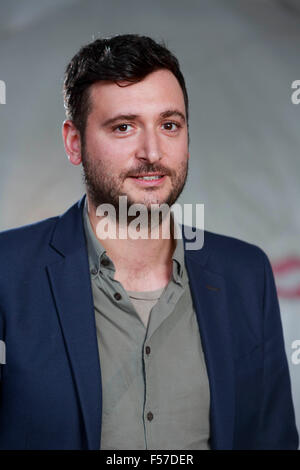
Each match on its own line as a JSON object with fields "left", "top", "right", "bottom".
{"left": 135, "top": 196, "right": 171, "bottom": 208}
{"left": 131, "top": 191, "right": 172, "bottom": 207}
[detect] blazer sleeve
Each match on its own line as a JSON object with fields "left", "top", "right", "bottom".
{"left": 0, "top": 309, "right": 5, "bottom": 382}
{"left": 257, "top": 251, "right": 299, "bottom": 449}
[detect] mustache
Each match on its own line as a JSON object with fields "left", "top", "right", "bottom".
{"left": 125, "top": 164, "right": 172, "bottom": 178}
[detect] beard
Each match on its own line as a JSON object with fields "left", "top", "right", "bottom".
{"left": 81, "top": 147, "right": 189, "bottom": 220}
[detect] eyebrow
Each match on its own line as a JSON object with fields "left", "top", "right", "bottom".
{"left": 102, "top": 109, "right": 186, "bottom": 127}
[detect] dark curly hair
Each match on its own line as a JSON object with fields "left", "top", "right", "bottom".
{"left": 63, "top": 34, "right": 189, "bottom": 140}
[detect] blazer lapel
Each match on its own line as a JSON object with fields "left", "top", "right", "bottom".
{"left": 184, "top": 234, "right": 236, "bottom": 450}
{"left": 47, "top": 197, "right": 102, "bottom": 450}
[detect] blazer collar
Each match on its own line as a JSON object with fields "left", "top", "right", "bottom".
{"left": 47, "top": 194, "right": 102, "bottom": 449}
{"left": 49, "top": 195, "right": 87, "bottom": 257}
{"left": 183, "top": 229, "right": 236, "bottom": 449}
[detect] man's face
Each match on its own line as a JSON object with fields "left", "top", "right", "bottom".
{"left": 81, "top": 68, "right": 190, "bottom": 212}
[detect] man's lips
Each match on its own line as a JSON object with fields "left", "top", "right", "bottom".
{"left": 128, "top": 173, "right": 167, "bottom": 186}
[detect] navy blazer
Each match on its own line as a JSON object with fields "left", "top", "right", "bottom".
{"left": 0, "top": 196, "right": 298, "bottom": 450}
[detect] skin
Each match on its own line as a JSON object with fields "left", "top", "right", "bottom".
{"left": 62, "top": 68, "right": 190, "bottom": 291}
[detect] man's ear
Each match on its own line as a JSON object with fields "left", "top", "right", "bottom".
{"left": 62, "top": 120, "right": 82, "bottom": 165}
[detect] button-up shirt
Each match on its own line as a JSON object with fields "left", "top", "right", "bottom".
{"left": 82, "top": 198, "right": 211, "bottom": 450}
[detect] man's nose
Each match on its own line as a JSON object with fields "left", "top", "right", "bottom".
{"left": 135, "top": 128, "right": 162, "bottom": 163}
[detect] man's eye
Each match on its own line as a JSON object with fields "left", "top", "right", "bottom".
{"left": 162, "top": 122, "right": 180, "bottom": 131}
{"left": 114, "top": 124, "right": 133, "bottom": 133}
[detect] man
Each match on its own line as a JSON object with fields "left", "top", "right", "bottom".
{"left": 0, "top": 34, "right": 298, "bottom": 450}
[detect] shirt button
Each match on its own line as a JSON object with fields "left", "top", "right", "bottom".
{"left": 147, "top": 412, "right": 154, "bottom": 422}
{"left": 101, "top": 258, "right": 109, "bottom": 267}
{"left": 114, "top": 292, "right": 122, "bottom": 301}
{"left": 91, "top": 267, "right": 98, "bottom": 275}
{"left": 145, "top": 346, "right": 151, "bottom": 355}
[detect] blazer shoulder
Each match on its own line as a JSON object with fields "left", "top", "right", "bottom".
{"left": 201, "top": 229, "right": 268, "bottom": 275}
{"left": 0, "top": 215, "right": 59, "bottom": 242}
{"left": 204, "top": 229, "right": 266, "bottom": 256}
{"left": 0, "top": 216, "right": 59, "bottom": 265}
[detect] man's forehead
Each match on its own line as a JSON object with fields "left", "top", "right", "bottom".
{"left": 88, "top": 69, "right": 185, "bottom": 116}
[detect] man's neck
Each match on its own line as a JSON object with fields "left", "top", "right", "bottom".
{"left": 86, "top": 197, "right": 176, "bottom": 291}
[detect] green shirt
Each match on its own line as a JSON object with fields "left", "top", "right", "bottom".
{"left": 82, "top": 198, "right": 211, "bottom": 450}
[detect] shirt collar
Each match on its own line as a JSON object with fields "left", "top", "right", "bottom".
{"left": 82, "top": 196, "right": 113, "bottom": 277}
{"left": 82, "top": 196, "right": 187, "bottom": 286}
{"left": 171, "top": 214, "right": 188, "bottom": 287}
